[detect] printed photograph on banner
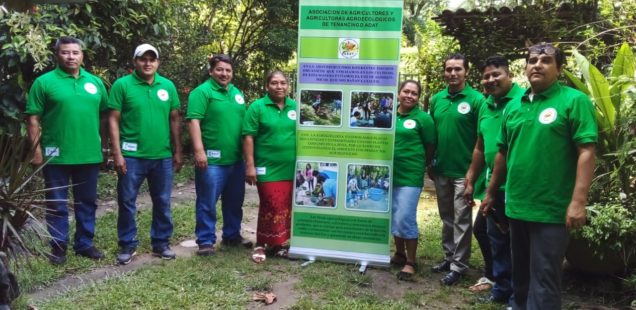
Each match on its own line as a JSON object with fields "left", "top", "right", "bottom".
{"left": 299, "top": 89, "right": 342, "bottom": 127}
{"left": 345, "top": 164, "right": 390, "bottom": 212}
{"left": 349, "top": 91, "right": 394, "bottom": 129}
{"left": 295, "top": 161, "right": 339, "bottom": 208}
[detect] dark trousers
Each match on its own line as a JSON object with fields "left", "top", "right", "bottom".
{"left": 487, "top": 190, "right": 512, "bottom": 302}
{"left": 474, "top": 211, "right": 493, "bottom": 279}
{"left": 510, "top": 218, "right": 569, "bottom": 310}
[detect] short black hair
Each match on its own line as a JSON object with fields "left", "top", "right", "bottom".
{"left": 265, "top": 70, "right": 287, "bottom": 84}
{"left": 54, "top": 36, "right": 83, "bottom": 52}
{"left": 444, "top": 53, "right": 469, "bottom": 71}
{"left": 480, "top": 55, "right": 509, "bottom": 72}
{"left": 209, "top": 54, "right": 233, "bottom": 70}
{"left": 398, "top": 79, "right": 422, "bottom": 96}
{"left": 526, "top": 43, "right": 566, "bottom": 69}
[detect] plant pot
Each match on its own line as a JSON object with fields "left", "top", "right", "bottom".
{"left": 565, "top": 234, "right": 626, "bottom": 275}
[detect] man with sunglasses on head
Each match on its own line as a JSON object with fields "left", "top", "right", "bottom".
{"left": 482, "top": 43, "right": 597, "bottom": 309}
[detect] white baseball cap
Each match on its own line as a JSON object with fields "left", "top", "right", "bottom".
{"left": 133, "top": 43, "right": 159, "bottom": 59}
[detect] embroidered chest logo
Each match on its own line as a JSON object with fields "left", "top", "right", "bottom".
{"left": 84, "top": 82, "right": 97, "bottom": 94}
{"left": 288, "top": 110, "right": 297, "bottom": 120}
{"left": 235, "top": 94, "right": 245, "bottom": 104}
{"left": 539, "top": 107, "right": 557, "bottom": 124}
{"left": 403, "top": 119, "right": 416, "bottom": 129}
{"left": 457, "top": 102, "right": 471, "bottom": 114}
{"left": 157, "top": 89, "right": 169, "bottom": 101}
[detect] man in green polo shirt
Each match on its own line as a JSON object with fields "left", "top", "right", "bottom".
{"left": 465, "top": 55, "right": 524, "bottom": 304}
{"left": 429, "top": 53, "right": 485, "bottom": 285}
{"left": 109, "top": 44, "right": 182, "bottom": 265}
{"left": 187, "top": 54, "right": 251, "bottom": 256}
{"left": 482, "top": 43, "right": 597, "bottom": 309}
{"left": 26, "top": 36, "right": 108, "bottom": 264}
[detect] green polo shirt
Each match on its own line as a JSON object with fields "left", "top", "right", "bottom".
{"left": 242, "top": 95, "right": 297, "bottom": 182}
{"left": 430, "top": 85, "right": 485, "bottom": 178}
{"left": 393, "top": 106, "right": 436, "bottom": 187}
{"left": 479, "top": 83, "right": 525, "bottom": 189}
{"left": 498, "top": 82, "right": 598, "bottom": 224}
{"left": 186, "top": 79, "right": 246, "bottom": 165}
{"left": 26, "top": 67, "right": 108, "bottom": 164}
{"left": 108, "top": 71, "right": 180, "bottom": 159}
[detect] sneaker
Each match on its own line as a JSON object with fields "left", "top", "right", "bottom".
{"left": 76, "top": 246, "right": 104, "bottom": 260}
{"left": 430, "top": 260, "right": 451, "bottom": 273}
{"left": 221, "top": 236, "right": 253, "bottom": 248}
{"left": 152, "top": 246, "right": 176, "bottom": 260}
{"left": 196, "top": 244, "right": 215, "bottom": 256}
{"left": 116, "top": 247, "right": 137, "bottom": 265}
{"left": 48, "top": 244, "right": 67, "bottom": 265}
{"left": 440, "top": 270, "right": 462, "bottom": 286}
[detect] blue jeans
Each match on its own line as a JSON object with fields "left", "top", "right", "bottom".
{"left": 43, "top": 164, "right": 99, "bottom": 251}
{"left": 391, "top": 186, "right": 422, "bottom": 239}
{"left": 487, "top": 190, "right": 512, "bottom": 302}
{"left": 474, "top": 211, "right": 494, "bottom": 280}
{"left": 117, "top": 157, "right": 173, "bottom": 250}
{"left": 194, "top": 162, "right": 245, "bottom": 246}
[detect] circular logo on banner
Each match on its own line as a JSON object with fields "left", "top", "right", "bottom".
{"left": 457, "top": 102, "right": 471, "bottom": 114}
{"left": 84, "top": 82, "right": 97, "bottom": 94}
{"left": 288, "top": 110, "right": 297, "bottom": 120}
{"left": 539, "top": 107, "right": 558, "bottom": 124}
{"left": 157, "top": 89, "right": 169, "bottom": 101}
{"left": 403, "top": 119, "right": 416, "bottom": 129}
{"left": 338, "top": 38, "right": 360, "bottom": 59}
{"left": 235, "top": 94, "right": 245, "bottom": 104}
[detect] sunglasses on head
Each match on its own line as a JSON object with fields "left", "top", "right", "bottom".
{"left": 528, "top": 45, "right": 557, "bottom": 56}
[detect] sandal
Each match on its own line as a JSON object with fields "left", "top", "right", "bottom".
{"left": 396, "top": 261, "right": 417, "bottom": 281}
{"left": 468, "top": 277, "right": 494, "bottom": 292}
{"left": 274, "top": 248, "right": 289, "bottom": 258}
{"left": 251, "top": 246, "right": 266, "bottom": 264}
{"left": 390, "top": 252, "right": 407, "bottom": 266}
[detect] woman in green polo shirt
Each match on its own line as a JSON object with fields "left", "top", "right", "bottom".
{"left": 392, "top": 80, "right": 436, "bottom": 280}
{"left": 242, "top": 71, "right": 297, "bottom": 263}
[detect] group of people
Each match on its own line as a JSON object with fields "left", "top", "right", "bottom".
{"left": 27, "top": 36, "right": 297, "bottom": 267}
{"left": 391, "top": 44, "right": 597, "bottom": 309}
{"left": 28, "top": 36, "right": 596, "bottom": 309}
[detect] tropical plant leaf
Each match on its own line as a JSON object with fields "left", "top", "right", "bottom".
{"left": 563, "top": 69, "right": 591, "bottom": 96}
{"left": 609, "top": 43, "right": 636, "bottom": 113}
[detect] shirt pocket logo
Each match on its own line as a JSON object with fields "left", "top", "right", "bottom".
{"left": 84, "top": 82, "right": 98, "bottom": 95}
{"left": 235, "top": 94, "right": 245, "bottom": 105}
{"left": 288, "top": 110, "right": 297, "bottom": 120}
{"left": 403, "top": 119, "right": 416, "bottom": 129}
{"left": 457, "top": 102, "right": 471, "bottom": 114}
{"left": 538, "top": 107, "right": 557, "bottom": 124}
{"left": 157, "top": 89, "right": 169, "bottom": 101}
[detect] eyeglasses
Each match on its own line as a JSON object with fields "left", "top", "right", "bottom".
{"left": 528, "top": 45, "right": 557, "bottom": 56}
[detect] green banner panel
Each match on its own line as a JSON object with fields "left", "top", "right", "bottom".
{"left": 300, "top": 6, "right": 402, "bottom": 31}
{"left": 297, "top": 131, "right": 393, "bottom": 160}
{"left": 300, "top": 37, "right": 400, "bottom": 60}
{"left": 293, "top": 212, "right": 390, "bottom": 244}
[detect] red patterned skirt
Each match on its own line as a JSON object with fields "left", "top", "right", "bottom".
{"left": 256, "top": 181, "right": 293, "bottom": 247}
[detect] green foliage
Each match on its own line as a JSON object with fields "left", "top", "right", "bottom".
{"left": 578, "top": 203, "right": 636, "bottom": 266}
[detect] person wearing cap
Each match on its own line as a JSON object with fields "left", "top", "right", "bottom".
{"left": 482, "top": 43, "right": 597, "bottom": 309}
{"left": 108, "top": 43, "right": 182, "bottom": 265}
{"left": 186, "top": 54, "right": 251, "bottom": 256}
{"left": 464, "top": 55, "right": 524, "bottom": 304}
{"left": 429, "top": 53, "right": 485, "bottom": 285}
{"left": 242, "top": 70, "right": 297, "bottom": 263}
{"left": 26, "top": 36, "right": 108, "bottom": 265}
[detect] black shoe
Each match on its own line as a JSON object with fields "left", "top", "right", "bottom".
{"left": 196, "top": 244, "right": 215, "bottom": 256}
{"left": 76, "top": 246, "right": 104, "bottom": 260}
{"left": 48, "top": 244, "right": 67, "bottom": 265}
{"left": 152, "top": 246, "right": 176, "bottom": 260}
{"left": 221, "top": 236, "right": 253, "bottom": 248}
{"left": 430, "top": 260, "right": 451, "bottom": 273}
{"left": 116, "top": 247, "right": 137, "bottom": 265}
{"left": 440, "top": 271, "right": 461, "bottom": 286}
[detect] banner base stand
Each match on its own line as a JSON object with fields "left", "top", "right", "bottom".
{"left": 289, "top": 246, "right": 390, "bottom": 268}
